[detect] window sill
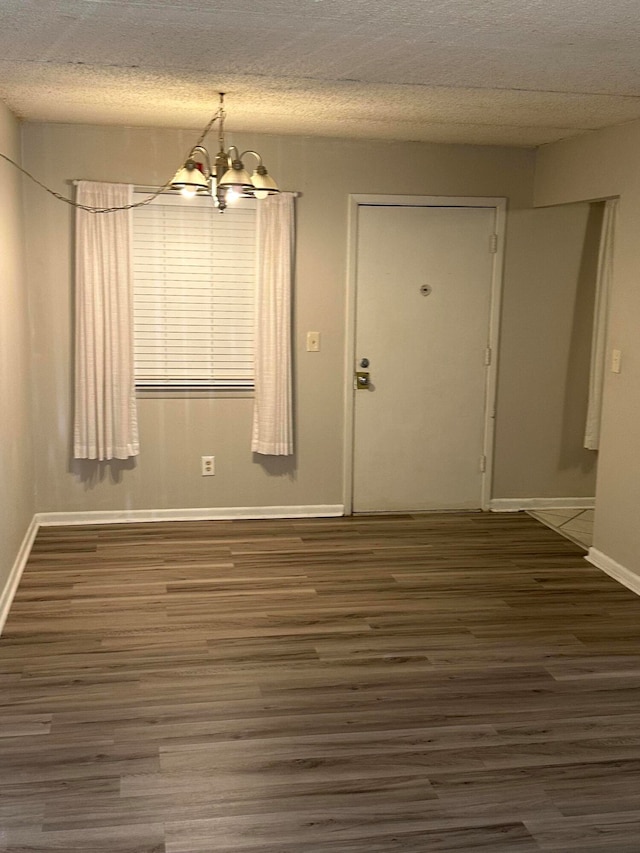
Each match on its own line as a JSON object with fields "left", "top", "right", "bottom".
{"left": 136, "top": 386, "right": 254, "bottom": 400}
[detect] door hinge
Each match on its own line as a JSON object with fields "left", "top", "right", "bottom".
{"left": 480, "top": 455, "right": 487, "bottom": 473}
{"left": 489, "top": 233, "right": 498, "bottom": 253}
{"left": 484, "top": 346, "right": 492, "bottom": 366}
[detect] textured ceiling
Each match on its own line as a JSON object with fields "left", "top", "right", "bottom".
{"left": 1, "top": 0, "right": 640, "bottom": 147}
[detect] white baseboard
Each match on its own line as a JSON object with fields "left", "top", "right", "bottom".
{"left": 36, "top": 504, "right": 345, "bottom": 526}
{"left": 586, "top": 548, "right": 640, "bottom": 597}
{"left": 1, "top": 505, "right": 344, "bottom": 633}
{"left": 489, "top": 497, "right": 595, "bottom": 513}
{"left": 0, "top": 515, "right": 39, "bottom": 635}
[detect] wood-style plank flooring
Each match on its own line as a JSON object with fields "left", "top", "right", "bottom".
{"left": 2, "top": 512, "right": 640, "bottom": 851}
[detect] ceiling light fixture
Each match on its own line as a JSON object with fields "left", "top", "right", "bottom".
{"left": 171, "top": 92, "right": 279, "bottom": 212}
{"left": 0, "top": 92, "right": 280, "bottom": 215}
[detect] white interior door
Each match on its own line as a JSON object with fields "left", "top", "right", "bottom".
{"left": 352, "top": 204, "right": 496, "bottom": 512}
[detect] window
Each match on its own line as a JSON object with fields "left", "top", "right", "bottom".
{"left": 131, "top": 192, "right": 256, "bottom": 389}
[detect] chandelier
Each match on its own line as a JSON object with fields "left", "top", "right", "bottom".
{"left": 170, "top": 93, "right": 279, "bottom": 212}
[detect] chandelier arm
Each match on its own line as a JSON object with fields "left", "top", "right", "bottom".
{"left": 187, "top": 144, "right": 213, "bottom": 178}
{"left": 239, "top": 150, "right": 264, "bottom": 168}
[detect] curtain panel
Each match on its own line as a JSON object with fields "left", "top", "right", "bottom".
{"left": 73, "top": 181, "right": 139, "bottom": 460}
{"left": 584, "top": 198, "right": 618, "bottom": 451}
{"left": 251, "top": 192, "right": 295, "bottom": 456}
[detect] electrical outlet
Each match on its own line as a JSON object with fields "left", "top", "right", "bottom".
{"left": 201, "top": 455, "right": 215, "bottom": 476}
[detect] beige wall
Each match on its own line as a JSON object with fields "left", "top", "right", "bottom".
{"left": 0, "top": 103, "right": 34, "bottom": 587}
{"left": 493, "top": 202, "right": 601, "bottom": 498}
{"left": 20, "top": 120, "right": 596, "bottom": 518}
{"left": 23, "top": 122, "right": 539, "bottom": 514}
{"left": 535, "top": 121, "right": 640, "bottom": 575}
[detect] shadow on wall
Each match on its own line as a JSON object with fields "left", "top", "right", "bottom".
{"left": 68, "top": 454, "right": 297, "bottom": 494}
{"left": 70, "top": 457, "right": 137, "bottom": 489}
{"left": 560, "top": 201, "right": 604, "bottom": 473}
{"left": 252, "top": 453, "right": 297, "bottom": 480}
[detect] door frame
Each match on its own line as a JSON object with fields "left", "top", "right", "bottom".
{"left": 343, "top": 194, "right": 507, "bottom": 514}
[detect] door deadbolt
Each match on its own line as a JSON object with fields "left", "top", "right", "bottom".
{"left": 355, "top": 371, "right": 370, "bottom": 389}
{"left": 360, "top": 357, "right": 370, "bottom": 368}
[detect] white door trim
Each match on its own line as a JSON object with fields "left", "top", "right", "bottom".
{"left": 343, "top": 194, "right": 507, "bottom": 514}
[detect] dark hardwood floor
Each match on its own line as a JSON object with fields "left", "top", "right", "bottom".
{"left": 2, "top": 512, "right": 640, "bottom": 851}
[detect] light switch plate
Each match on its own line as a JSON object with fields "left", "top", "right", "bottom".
{"left": 611, "top": 349, "right": 622, "bottom": 374}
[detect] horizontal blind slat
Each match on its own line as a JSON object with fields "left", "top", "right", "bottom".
{"left": 132, "top": 193, "right": 256, "bottom": 388}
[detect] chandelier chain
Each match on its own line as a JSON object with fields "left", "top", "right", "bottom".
{"left": 0, "top": 111, "right": 223, "bottom": 214}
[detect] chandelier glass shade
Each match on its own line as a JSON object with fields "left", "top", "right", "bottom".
{"left": 171, "top": 94, "right": 279, "bottom": 211}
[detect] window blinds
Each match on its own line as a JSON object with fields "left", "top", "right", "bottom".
{"left": 132, "top": 192, "right": 257, "bottom": 388}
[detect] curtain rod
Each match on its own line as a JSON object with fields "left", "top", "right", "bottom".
{"left": 71, "top": 180, "right": 300, "bottom": 196}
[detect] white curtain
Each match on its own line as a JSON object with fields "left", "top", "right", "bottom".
{"left": 584, "top": 198, "right": 618, "bottom": 450}
{"left": 251, "top": 192, "right": 295, "bottom": 456}
{"left": 73, "top": 181, "right": 139, "bottom": 460}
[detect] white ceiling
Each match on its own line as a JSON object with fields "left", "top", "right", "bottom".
{"left": 2, "top": 0, "right": 640, "bottom": 147}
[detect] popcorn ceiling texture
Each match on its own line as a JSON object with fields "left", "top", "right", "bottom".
{"left": 1, "top": 0, "right": 640, "bottom": 146}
